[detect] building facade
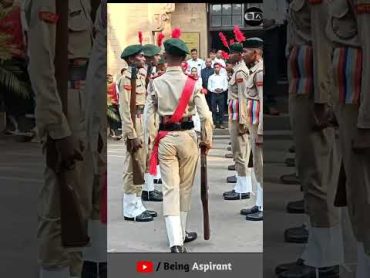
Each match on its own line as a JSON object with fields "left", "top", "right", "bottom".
{"left": 107, "top": 3, "right": 263, "bottom": 76}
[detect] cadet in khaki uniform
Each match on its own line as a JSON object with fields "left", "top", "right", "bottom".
{"left": 83, "top": 2, "right": 107, "bottom": 277}
{"left": 119, "top": 45, "right": 157, "bottom": 222}
{"left": 222, "top": 42, "right": 253, "bottom": 201}
{"left": 144, "top": 37, "right": 213, "bottom": 253}
{"left": 326, "top": 0, "right": 370, "bottom": 276}
{"left": 25, "top": 0, "right": 93, "bottom": 277}
{"left": 240, "top": 38, "right": 264, "bottom": 222}
{"left": 142, "top": 44, "right": 163, "bottom": 202}
{"left": 275, "top": 1, "right": 343, "bottom": 277}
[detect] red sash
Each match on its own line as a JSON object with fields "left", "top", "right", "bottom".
{"left": 149, "top": 77, "right": 196, "bottom": 175}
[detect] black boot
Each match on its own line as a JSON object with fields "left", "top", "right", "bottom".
{"left": 286, "top": 199, "right": 305, "bottom": 214}
{"left": 170, "top": 245, "right": 187, "bottom": 253}
{"left": 284, "top": 225, "right": 308, "bottom": 243}
{"left": 226, "top": 175, "right": 237, "bottom": 183}
{"left": 81, "top": 261, "right": 98, "bottom": 278}
{"left": 184, "top": 231, "right": 197, "bottom": 243}
{"left": 141, "top": 190, "right": 163, "bottom": 202}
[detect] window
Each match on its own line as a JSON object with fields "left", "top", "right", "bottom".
{"left": 210, "top": 4, "right": 244, "bottom": 28}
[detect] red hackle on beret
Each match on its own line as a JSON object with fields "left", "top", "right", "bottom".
{"left": 138, "top": 31, "right": 143, "bottom": 45}
{"left": 171, "top": 28, "right": 181, "bottom": 39}
{"left": 219, "top": 32, "right": 229, "bottom": 49}
{"left": 157, "top": 32, "right": 165, "bottom": 47}
{"left": 233, "top": 25, "right": 246, "bottom": 42}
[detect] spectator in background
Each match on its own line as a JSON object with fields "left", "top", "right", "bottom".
{"left": 187, "top": 48, "right": 205, "bottom": 76}
{"left": 209, "top": 49, "right": 217, "bottom": 65}
{"left": 207, "top": 63, "right": 228, "bottom": 129}
{"left": 0, "top": 0, "right": 35, "bottom": 138}
{"left": 107, "top": 74, "right": 122, "bottom": 140}
{"left": 190, "top": 67, "right": 203, "bottom": 133}
{"left": 201, "top": 58, "right": 214, "bottom": 109}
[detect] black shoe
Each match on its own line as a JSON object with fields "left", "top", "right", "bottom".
{"left": 228, "top": 164, "right": 236, "bottom": 171}
{"left": 285, "top": 158, "right": 295, "bottom": 167}
{"left": 280, "top": 173, "right": 300, "bottom": 185}
{"left": 82, "top": 261, "right": 98, "bottom": 278}
{"left": 286, "top": 199, "right": 304, "bottom": 214}
{"left": 226, "top": 175, "right": 237, "bottom": 183}
{"left": 284, "top": 225, "right": 308, "bottom": 243}
{"left": 223, "top": 189, "right": 235, "bottom": 196}
{"left": 276, "top": 259, "right": 339, "bottom": 278}
{"left": 227, "top": 146, "right": 232, "bottom": 151}
{"left": 245, "top": 211, "right": 263, "bottom": 221}
{"left": 144, "top": 210, "right": 158, "bottom": 217}
{"left": 229, "top": 142, "right": 231, "bottom": 145}
{"left": 223, "top": 192, "right": 250, "bottom": 200}
{"left": 225, "top": 153, "right": 233, "bottom": 159}
{"left": 289, "top": 145, "right": 295, "bottom": 153}
{"left": 154, "top": 178, "right": 162, "bottom": 184}
{"left": 240, "top": 206, "right": 259, "bottom": 215}
{"left": 184, "top": 231, "right": 197, "bottom": 243}
{"left": 99, "top": 262, "right": 107, "bottom": 278}
{"left": 124, "top": 212, "right": 153, "bottom": 222}
{"left": 170, "top": 245, "right": 187, "bottom": 253}
{"left": 141, "top": 190, "right": 163, "bottom": 202}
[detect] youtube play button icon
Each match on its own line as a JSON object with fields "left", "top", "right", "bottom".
{"left": 136, "top": 261, "right": 154, "bottom": 273}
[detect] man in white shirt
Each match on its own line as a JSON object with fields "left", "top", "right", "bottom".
{"left": 207, "top": 63, "right": 228, "bottom": 129}
{"left": 186, "top": 48, "right": 205, "bottom": 76}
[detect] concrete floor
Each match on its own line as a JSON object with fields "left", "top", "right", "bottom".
{"left": 107, "top": 135, "right": 263, "bottom": 253}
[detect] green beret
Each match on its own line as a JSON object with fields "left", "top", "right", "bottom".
{"left": 143, "top": 44, "right": 161, "bottom": 57}
{"left": 229, "top": 43, "right": 243, "bottom": 53}
{"left": 121, "top": 44, "right": 143, "bottom": 59}
{"left": 243, "top": 37, "right": 263, "bottom": 49}
{"left": 164, "top": 38, "right": 189, "bottom": 56}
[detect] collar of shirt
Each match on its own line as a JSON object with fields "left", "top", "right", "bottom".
{"left": 249, "top": 59, "right": 263, "bottom": 73}
{"left": 166, "top": 66, "right": 183, "bottom": 72}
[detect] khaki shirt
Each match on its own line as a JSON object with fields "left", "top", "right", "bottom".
{"left": 287, "top": 0, "right": 312, "bottom": 48}
{"left": 244, "top": 59, "right": 264, "bottom": 135}
{"left": 26, "top": 0, "right": 93, "bottom": 140}
{"left": 326, "top": 0, "right": 360, "bottom": 48}
{"left": 144, "top": 66, "right": 213, "bottom": 147}
{"left": 118, "top": 66, "right": 146, "bottom": 139}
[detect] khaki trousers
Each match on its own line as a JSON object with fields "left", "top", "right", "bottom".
{"left": 248, "top": 124, "right": 263, "bottom": 185}
{"left": 158, "top": 130, "right": 199, "bottom": 216}
{"left": 289, "top": 94, "right": 340, "bottom": 227}
{"left": 229, "top": 120, "right": 248, "bottom": 177}
{"left": 38, "top": 88, "right": 89, "bottom": 276}
{"left": 336, "top": 105, "right": 370, "bottom": 254}
{"left": 123, "top": 114, "right": 146, "bottom": 196}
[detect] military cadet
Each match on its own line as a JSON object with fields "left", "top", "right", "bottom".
{"left": 326, "top": 0, "right": 370, "bottom": 276}
{"left": 25, "top": 0, "right": 94, "bottom": 277}
{"left": 119, "top": 44, "right": 157, "bottom": 222}
{"left": 240, "top": 38, "right": 264, "bottom": 222}
{"left": 83, "top": 2, "right": 107, "bottom": 278}
{"left": 144, "top": 33, "right": 213, "bottom": 253}
{"left": 141, "top": 43, "right": 163, "bottom": 202}
{"left": 222, "top": 38, "right": 253, "bottom": 201}
{"left": 275, "top": 1, "right": 343, "bottom": 277}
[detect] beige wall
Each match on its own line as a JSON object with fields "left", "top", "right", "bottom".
{"left": 107, "top": 3, "right": 208, "bottom": 77}
{"left": 170, "top": 3, "right": 208, "bottom": 60}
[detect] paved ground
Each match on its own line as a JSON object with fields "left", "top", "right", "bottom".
{"left": 107, "top": 134, "right": 263, "bottom": 253}
{"left": 0, "top": 135, "right": 42, "bottom": 277}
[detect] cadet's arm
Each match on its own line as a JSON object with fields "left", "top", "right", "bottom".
{"left": 236, "top": 70, "right": 248, "bottom": 126}
{"left": 256, "top": 71, "right": 264, "bottom": 135}
{"left": 27, "top": 2, "right": 71, "bottom": 139}
{"left": 194, "top": 86, "right": 213, "bottom": 148}
{"left": 118, "top": 77, "right": 137, "bottom": 139}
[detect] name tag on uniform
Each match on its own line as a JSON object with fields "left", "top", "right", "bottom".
{"left": 236, "top": 78, "right": 243, "bottom": 83}
{"left": 124, "top": 85, "right": 131, "bottom": 91}
{"left": 70, "top": 10, "right": 82, "bottom": 17}
{"left": 355, "top": 4, "right": 370, "bottom": 14}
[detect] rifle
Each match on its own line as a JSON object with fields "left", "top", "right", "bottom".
{"left": 45, "top": 0, "right": 89, "bottom": 248}
{"left": 200, "top": 145, "right": 210, "bottom": 240}
{"left": 128, "top": 65, "right": 145, "bottom": 185}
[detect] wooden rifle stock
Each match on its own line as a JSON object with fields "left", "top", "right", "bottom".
{"left": 129, "top": 66, "right": 145, "bottom": 185}
{"left": 46, "top": 140, "right": 89, "bottom": 247}
{"left": 200, "top": 145, "right": 210, "bottom": 240}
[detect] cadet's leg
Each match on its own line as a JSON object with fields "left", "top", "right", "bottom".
{"left": 159, "top": 134, "right": 183, "bottom": 250}
{"left": 289, "top": 94, "right": 343, "bottom": 268}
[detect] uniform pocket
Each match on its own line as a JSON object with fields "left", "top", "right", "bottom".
{"left": 290, "top": 0, "right": 306, "bottom": 12}
{"left": 331, "top": 0, "right": 358, "bottom": 40}
{"left": 246, "top": 79, "right": 257, "bottom": 97}
{"left": 68, "top": 2, "right": 89, "bottom": 32}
